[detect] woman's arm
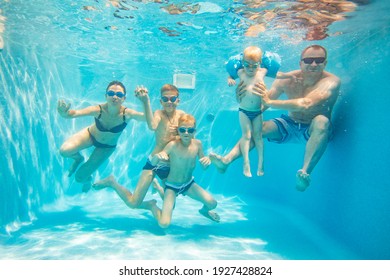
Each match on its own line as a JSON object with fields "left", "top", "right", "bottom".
{"left": 57, "top": 100, "right": 99, "bottom": 118}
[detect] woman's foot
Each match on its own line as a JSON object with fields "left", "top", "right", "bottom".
{"left": 68, "top": 155, "right": 84, "bottom": 177}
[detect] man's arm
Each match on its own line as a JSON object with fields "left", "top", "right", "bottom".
{"left": 259, "top": 77, "right": 340, "bottom": 112}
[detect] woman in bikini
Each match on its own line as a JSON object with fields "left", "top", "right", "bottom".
{"left": 57, "top": 81, "right": 146, "bottom": 192}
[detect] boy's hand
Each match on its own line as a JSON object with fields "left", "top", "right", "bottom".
{"left": 199, "top": 156, "right": 211, "bottom": 168}
{"left": 134, "top": 85, "right": 150, "bottom": 103}
{"left": 151, "top": 151, "right": 169, "bottom": 165}
{"left": 227, "top": 76, "right": 236, "bottom": 87}
{"left": 57, "top": 100, "right": 71, "bottom": 117}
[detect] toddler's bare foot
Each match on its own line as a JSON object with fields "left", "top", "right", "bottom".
{"left": 243, "top": 162, "right": 252, "bottom": 177}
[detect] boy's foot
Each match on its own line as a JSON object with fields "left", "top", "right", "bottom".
{"left": 296, "top": 169, "right": 311, "bottom": 192}
{"left": 141, "top": 199, "right": 157, "bottom": 210}
{"left": 243, "top": 163, "right": 252, "bottom": 177}
{"left": 92, "top": 175, "right": 115, "bottom": 190}
{"left": 199, "top": 208, "right": 220, "bottom": 223}
{"left": 68, "top": 156, "right": 84, "bottom": 177}
{"left": 209, "top": 152, "right": 228, "bottom": 173}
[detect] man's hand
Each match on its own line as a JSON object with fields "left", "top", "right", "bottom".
{"left": 235, "top": 81, "right": 246, "bottom": 102}
{"left": 253, "top": 82, "right": 271, "bottom": 106}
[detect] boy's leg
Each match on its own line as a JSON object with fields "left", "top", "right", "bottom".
{"left": 185, "top": 183, "right": 220, "bottom": 222}
{"left": 252, "top": 115, "right": 264, "bottom": 176}
{"left": 239, "top": 111, "right": 252, "bottom": 177}
{"left": 158, "top": 189, "right": 176, "bottom": 228}
{"left": 93, "top": 169, "right": 155, "bottom": 208}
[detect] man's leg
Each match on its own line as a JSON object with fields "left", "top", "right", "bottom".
{"left": 210, "top": 119, "right": 282, "bottom": 172}
{"left": 296, "top": 115, "right": 331, "bottom": 191}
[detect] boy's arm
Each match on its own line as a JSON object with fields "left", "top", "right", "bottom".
{"left": 227, "top": 75, "right": 236, "bottom": 86}
{"left": 151, "top": 141, "right": 173, "bottom": 165}
{"left": 57, "top": 100, "right": 99, "bottom": 118}
{"left": 197, "top": 140, "right": 210, "bottom": 169}
{"left": 134, "top": 86, "right": 160, "bottom": 129}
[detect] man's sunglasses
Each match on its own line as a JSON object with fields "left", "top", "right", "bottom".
{"left": 178, "top": 127, "right": 196, "bottom": 134}
{"left": 301, "top": 57, "right": 326, "bottom": 64}
{"left": 161, "top": 96, "right": 178, "bottom": 103}
{"left": 106, "top": 91, "right": 126, "bottom": 98}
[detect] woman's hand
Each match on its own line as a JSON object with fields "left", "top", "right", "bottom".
{"left": 57, "top": 100, "right": 71, "bottom": 117}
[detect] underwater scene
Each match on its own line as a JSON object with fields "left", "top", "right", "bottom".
{"left": 0, "top": 0, "right": 390, "bottom": 260}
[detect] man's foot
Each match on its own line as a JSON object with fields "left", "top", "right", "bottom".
{"left": 199, "top": 208, "right": 220, "bottom": 223}
{"left": 296, "top": 169, "right": 311, "bottom": 192}
{"left": 209, "top": 152, "right": 228, "bottom": 174}
{"left": 243, "top": 162, "right": 252, "bottom": 177}
{"left": 92, "top": 175, "right": 116, "bottom": 190}
{"left": 68, "top": 156, "right": 84, "bottom": 177}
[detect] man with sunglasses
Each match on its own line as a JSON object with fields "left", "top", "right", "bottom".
{"left": 210, "top": 45, "right": 341, "bottom": 192}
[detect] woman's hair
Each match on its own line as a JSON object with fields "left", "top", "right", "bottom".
{"left": 106, "top": 81, "right": 126, "bottom": 94}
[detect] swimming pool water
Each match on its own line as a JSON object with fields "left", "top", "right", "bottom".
{"left": 0, "top": 0, "right": 389, "bottom": 260}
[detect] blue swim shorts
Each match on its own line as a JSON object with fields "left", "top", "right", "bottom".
{"left": 142, "top": 156, "right": 170, "bottom": 180}
{"left": 165, "top": 177, "right": 195, "bottom": 196}
{"left": 268, "top": 114, "right": 312, "bottom": 144}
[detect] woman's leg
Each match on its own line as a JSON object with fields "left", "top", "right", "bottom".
{"left": 75, "top": 146, "right": 115, "bottom": 191}
{"left": 59, "top": 127, "right": 92, "bottom": 176}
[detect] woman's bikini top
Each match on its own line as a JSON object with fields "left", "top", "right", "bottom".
{"left": 94, "top": 105, "right": 128, "bottom": 133}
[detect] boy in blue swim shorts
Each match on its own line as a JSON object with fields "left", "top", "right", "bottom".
{"left": 145, "top": 114, "right": 220, "bottom": 228}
